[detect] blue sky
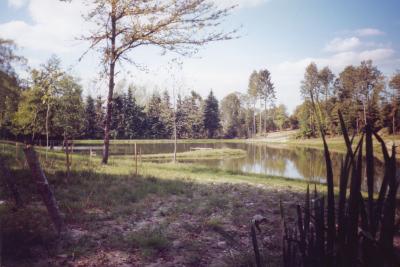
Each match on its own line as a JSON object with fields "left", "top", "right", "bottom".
{"left": 1, "top": 0, "right": 399, "bottom": 112}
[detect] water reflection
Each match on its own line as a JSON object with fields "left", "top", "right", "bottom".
{"left": 75, "top": 141, "right": 389, "bottom": 189}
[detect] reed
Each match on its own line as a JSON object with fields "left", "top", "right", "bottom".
{"left": 280, "top": 110, "right": 399, "bottom": 266}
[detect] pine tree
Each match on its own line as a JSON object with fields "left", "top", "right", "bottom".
{"left": 175, "top": 94, "right": 188, "bottom": 138}
{"left": 146, "top": 93, "right": 167, "bottom": 138}
{"left": 111, "top": 93, "right": 125, "bottom": 139}
{"left": 94, "top": 96, "right": 105, "bottom": 139}
{"left": 124, "top": 87, "right": 135, "bottom": 139}
{"left": 203, "top": 90, "right": 220, "bottom": 138}
{"left": 160, "top": 90, "right": 174, "bottom": 138}
{"left": 84, "top": 95, "right": 97, "bottom": 139}
{"left": 124, "top": 86, "right": 146, "bottom": 139}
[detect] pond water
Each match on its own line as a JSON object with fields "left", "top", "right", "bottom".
{"left": 72, "top": 141, "right": 389, "bottom": 189}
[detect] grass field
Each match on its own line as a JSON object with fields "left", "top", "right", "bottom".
{"left": 2, "top": 133, "right": 396, "bottom": 266}
{"left": 0, "top": 142, "right": 311, "bottom": 267}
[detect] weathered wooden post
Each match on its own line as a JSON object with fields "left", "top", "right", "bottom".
{"left": 65, "top": 140, "right": 70, "bottom": 177}
{"left": 23, "top": 145, "right": 64, "bottom": 234}
{"left": 134, "top": 143, "right": 138, "bottom": 176}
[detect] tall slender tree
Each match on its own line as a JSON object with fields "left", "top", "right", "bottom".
{"left": 248, "top": 71, "right": 259, "bottom": 135}
{"left": 81, "top": 0, "right": 236, "bottom": 164}
{"left": 389, "top": 71, "right": 400, "bottom": 133}
{"left": 257, "top": 69, "right": 275, "bottom": 133}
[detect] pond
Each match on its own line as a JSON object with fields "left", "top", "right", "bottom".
{"left": 71, "top": 141, "right": 389, "bottom": 189}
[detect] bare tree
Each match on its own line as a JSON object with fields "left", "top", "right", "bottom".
{"left": 81, "top": 0, "right": 236, "bottom": 164}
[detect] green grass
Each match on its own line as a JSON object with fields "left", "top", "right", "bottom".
{"left": 121, "top": 148, "right": 246, "bottom": 161}
{"left": 73, "top": 138, "right": 247, "bottom": 145}
{"left": 286, "top": 134, "right": 400, "bottom": 160}
{"left": 0, "top": 141, "right": 321, "bottom": 266}
{"left": 126, "top": 225, "right": 170, "bottom": 255}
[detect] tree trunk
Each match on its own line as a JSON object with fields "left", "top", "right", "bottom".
{"left": 253, "top": 101, "right": 256, "bottom": 136}
{"left": 173, "top": 116, "right": 177, "bottom": 163}
{"left": 23, "top": 145, "right": 64, "bottom": 234}
{"left": 45, "top": 102, "right": 50, "bottom": 160}
{"left": 264, "top": 99, "right": 267, "bottom": 133}
{"left": 0, "top": 157, "right": 23, "bottom": 208}
{"left": 102, "top": 4, "right": 117, "bottom": 164}
{"left": 64, "top": 133, "right": 70, "bottom": 177}
{"left": 259, "top": 97, "right": 262, "bottom": 134}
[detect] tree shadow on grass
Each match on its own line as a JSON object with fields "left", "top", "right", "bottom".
{"left": 1, "top": 164, "right": 304, "bottom": 267}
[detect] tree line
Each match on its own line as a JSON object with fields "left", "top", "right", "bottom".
{"left": 293, "top": 60, "right": 400, "bottom": 138}
{"left": 2, "top": 38, "right": 288, "bottom": 142}
{"left": 3, "top": 38, "right": 398, "bottom": 144}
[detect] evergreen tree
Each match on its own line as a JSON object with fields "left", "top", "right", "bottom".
{"left": 110, "top": 93, "right": 125, "bottom": 139}
{"left": 185, "top": 91, "right": 204, "bottom": 138}
{"left": 84, "top": 95, "right": 97, "bottom": 139}
{"left": 146, "top": 93, "right": 167, "bottom": 138}
{"left": 203, "top": 90, "right": 220, "bottom": 138}
{"left": 124, "top": 86, "right": 147, "bottom": 139}
{"left": 160, "top": 90, "right": 174, "bottom": 138}
{"left": 175, "top": 94, "right": 188, "bottom": 138}
{"left": 124, "top": 87, "right": 135, "bottom": 138}
{"left": 94, "top": 96, "right": 105, "bottom": 139}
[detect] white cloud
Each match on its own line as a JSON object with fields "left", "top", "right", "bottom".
{"left": 324, "top": 37, "right": 361, "bottom": 52}
{"left": 8, "top": 0, "right": 28, "bottom": 9}
{"left": 356, "top": 28, "right": 385, "bottom": 37}
{"left": 0, "top": 0, "right": 90, "bottom": 54}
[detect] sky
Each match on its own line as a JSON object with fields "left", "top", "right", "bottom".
{"left": 1, "top": 0, "right": 399, "bottom": 112}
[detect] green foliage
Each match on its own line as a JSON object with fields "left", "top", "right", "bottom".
{"left": 280, "top": 111, "right": 399, "bottom": 267}
{"left": 0, "top": 38, "right": 25, "bottom": 139}
{"left": 83, "top": 95, "right": 96, "bottom": 138}
{"left": 203, "top": 90, "right": 220, "bottom": 138}
{"left": 146, "top": 92, "right": 170, "bottom": 138}
{"left": 220, "top": 93, "right": 241, "bottom": 138}
{"left": 296, "top": 60, "right": 393, "bottom": 138}
{"left": 53, "top": 74, "right": 85, "bottom": 139}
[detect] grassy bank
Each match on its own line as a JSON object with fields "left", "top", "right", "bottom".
{"left": 73, "top": 138, "right": 246, "bottom": 145}
{"left": 0, "top": 142, "right": 311, "bottom": 267}
{"left": 127, "top": 148, "right": 247, "bottom": 161}
{"left": 286, "top": 134, "right": 400, "bottom": 160}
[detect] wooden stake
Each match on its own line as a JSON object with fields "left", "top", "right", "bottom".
{"left": 65, "top": 139, "right": 70, "bottom": 177}
{"left": 135, "top": 143, "right": 138, "bottom": 175}
{"left": 23, "top": 145, "right": 64, "bottom": 234}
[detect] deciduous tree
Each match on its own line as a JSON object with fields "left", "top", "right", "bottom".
{"left": 81, "top": 0, "right": 236, "bottom": 164}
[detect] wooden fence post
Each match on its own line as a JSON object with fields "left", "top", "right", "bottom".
{"left": 23, "top": 145, "right": 64, "bottom": 234}
{"left": 134, "top": 143, "right": 138, "bottom": 176}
